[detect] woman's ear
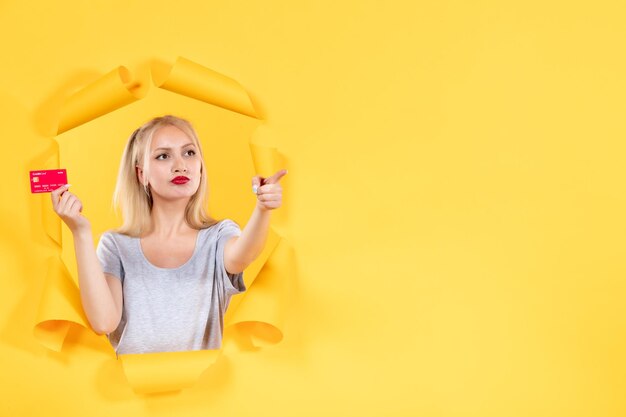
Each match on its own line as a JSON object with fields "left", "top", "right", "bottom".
{"left": 136, "top": 165, "right": 145, "bottom": 185}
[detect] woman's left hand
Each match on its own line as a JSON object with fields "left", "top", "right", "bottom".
{"left": 252, "top": 169, "right": 288, "bottom": 212}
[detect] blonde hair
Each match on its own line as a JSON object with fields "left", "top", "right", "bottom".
{"left": 112, "top": 115, "right": 219, "bottom": 237}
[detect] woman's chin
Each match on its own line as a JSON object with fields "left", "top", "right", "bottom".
{"left": 153, "top": 191, "right": 196, "bottom": 202}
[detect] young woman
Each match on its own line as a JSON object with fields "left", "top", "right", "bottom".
{"left": 51, "top": 115, "right": 287, "bottom": 355}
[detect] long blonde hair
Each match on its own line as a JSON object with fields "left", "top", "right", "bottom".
{"left": 112, "top": 115, "right": 219, "bottom": 237}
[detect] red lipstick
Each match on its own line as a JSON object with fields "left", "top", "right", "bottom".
{"left": 171, "top": 176, "right": 190, "bottom": 184}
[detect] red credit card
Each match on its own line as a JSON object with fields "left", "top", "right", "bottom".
{"left": 30, "top": 169, "right": 68, "bottom": 193}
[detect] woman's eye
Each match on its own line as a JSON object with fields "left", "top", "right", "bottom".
{"left": 156, "top": 150, "right": 194, "bottom": 160}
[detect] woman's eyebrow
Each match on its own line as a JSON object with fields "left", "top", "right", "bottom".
{"left": 153, "top": 143, "right": 196, "bottom": 152}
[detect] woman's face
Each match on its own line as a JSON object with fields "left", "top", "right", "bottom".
{"left": 136, "top": 125, "right": 202, "bottom": 202}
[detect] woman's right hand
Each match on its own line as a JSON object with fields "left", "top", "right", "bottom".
{"left": 51, "top": 184, "right": 91, "bottom": 234}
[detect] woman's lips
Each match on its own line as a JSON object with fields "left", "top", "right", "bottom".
{"left": 171, "top": 176, "right": 190, "bottom": 184}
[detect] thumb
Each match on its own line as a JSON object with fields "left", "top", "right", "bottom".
{"left": 264, "top": 169, "right": 288, "bottom": 184}
{"left": 251, "top": 175, "right": 263, "bottom": 194}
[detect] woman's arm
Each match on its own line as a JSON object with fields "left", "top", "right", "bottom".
{"left": 50, "top": 184, "right": 121, "bottom": 335}
{"left": 225, "top": 206, "right": 271, "bottom": 274}
{"left": 74, "top": 229, "right": 122, "bottom": 335}
{"left": 224, "top": 169, "right": 287, "bottom": 273}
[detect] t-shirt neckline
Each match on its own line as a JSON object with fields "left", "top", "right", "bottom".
{"left": 136, "top": 228, "right": 205, "bottom": 272}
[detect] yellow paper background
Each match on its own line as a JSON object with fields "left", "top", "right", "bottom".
{"left": 1, "top": 0, "right": 626, "bottom": 415}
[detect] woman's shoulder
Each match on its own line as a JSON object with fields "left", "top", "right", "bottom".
{"left": 199, "top": 218, "right": 240, "bottom": 230}
{"left": 98, "top": 229, "right": 135, "bottom": 244}
{"left": 197, "top": 219, "right": 241, "bottom": 241}
{"left": 214, "top": 218, "right": 241, "bottom": 232}
{"left": 100, "top": 228, "right": 126, "bottom": 237}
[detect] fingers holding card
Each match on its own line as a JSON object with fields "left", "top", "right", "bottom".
{"left": 36, "top": 170, "right": 91, "bottom": 233}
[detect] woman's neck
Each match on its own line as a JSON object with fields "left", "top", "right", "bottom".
{"left": 146, "top": 197, "right": 195, "bottom": 237}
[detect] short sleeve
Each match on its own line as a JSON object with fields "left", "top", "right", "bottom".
{"left": 216, "top": 219, "right": 246, "bottom": 297}
{"left": 96, "top": 232, "right": 124, "bottom": 282}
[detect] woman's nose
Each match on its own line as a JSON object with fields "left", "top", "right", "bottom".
{"left": 173, "top": 157, "right": 188, "bottom": 172}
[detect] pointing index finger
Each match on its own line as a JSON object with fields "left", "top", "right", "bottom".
{"left": 266, "top": 169, "right": 288, "bottom": 184}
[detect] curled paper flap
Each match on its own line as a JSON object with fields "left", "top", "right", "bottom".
{"left": 152, "top": 56, "right": 258, "bottom": 119}
{"left": 230, "top": 238, "right": 295, "bottom": 348}
{"left": 33, "top": 256, "right": 89, "bottom": 352}
{"left": 57, "top": 66, "right": 146, "bottom": 134}
{"left": 250, "top": 125, "right": 282, "bottom": 177}
{"left": 224, "top": 227, "right": 284, "bottom": 337}
{"left": 119, "top": 350, "right": 221, "bottom": 395}
{"left": 34, "top": 56, "right": 293, "bottom": 394}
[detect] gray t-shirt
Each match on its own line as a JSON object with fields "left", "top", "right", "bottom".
{"left": 95, "top": 219, "right": 245, "bottom": 355}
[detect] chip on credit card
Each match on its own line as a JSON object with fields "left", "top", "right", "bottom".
{"left": 30, "top": 169, "right": 68, "bottom": 193}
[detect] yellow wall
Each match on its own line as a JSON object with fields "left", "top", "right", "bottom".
{"left": 1, "top": 1, "right": 625, "bottom": 415}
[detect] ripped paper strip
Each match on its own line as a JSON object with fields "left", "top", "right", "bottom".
{"left": 33, "top": 56, "right": 294, "bottom": 394}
